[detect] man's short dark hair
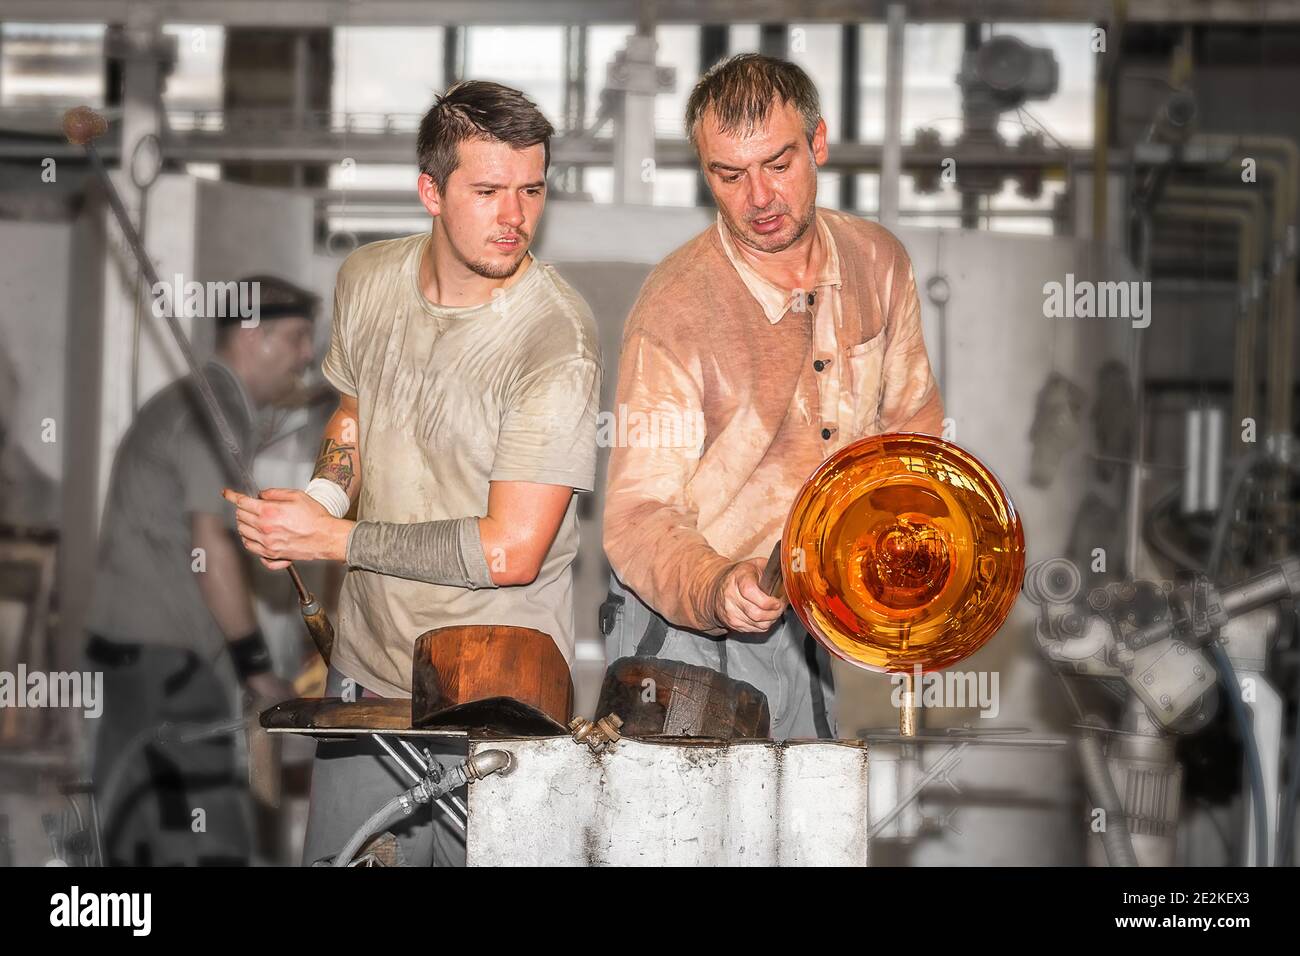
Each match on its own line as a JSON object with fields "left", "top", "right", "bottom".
{"left": 417, "top": 80, "right": 555, "bottom": 191}
{"left": 685, "top": 53, "right": 821, "bottom": 149}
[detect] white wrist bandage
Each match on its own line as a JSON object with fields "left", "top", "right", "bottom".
{"left": 305, "top": 477, "right": 351, "bottom": 518}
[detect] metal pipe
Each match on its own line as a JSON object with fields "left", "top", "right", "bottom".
{"left": 1092, "top": 0, "right": 1126, "bottom": 252}
{"left": 1127, "top": 556, "right": 1300, "bottom": 651}
{"left": 331, "top": 792, "right": 413, "bottom": 867}
{"left": 372, "top": 733, "right": 421, "bottom": 783}
{"left": 1152, "top": 204, "right": 1253, "bottom": 523}
{"left": 394, "top": 738, "right": 467, "bottom": 830}
{"left": 1161, "top": 185, "right": 1264, "bottom": 431}
{"left": 1077, "top": 728, "right": 1139, "bottom": 867}
{"left": 466, "top": 748, "right": 514, "bottom": 780}
{"left": 374, "top": 734, "right": 465, "bottom": 832}
{"left": 899, "top": 671, "right": 917, "bottom": 737}
{"left": 331, "top": 749, "right": 511, "bottom": 867}
{"left": 1195, "top": 135, "right": 1300, "bottom": 549}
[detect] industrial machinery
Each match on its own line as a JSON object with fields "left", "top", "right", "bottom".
{"left": 1026, "top": 554, "right": 1300, "bottom": 866}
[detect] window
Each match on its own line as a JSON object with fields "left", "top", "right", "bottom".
{"left": 0, "top": 22, "right": 106, "bottom": 108}
{"left": 465, "top": 26, "right": 564, "bottom": 125}
{"left": 162, "top": 25, "right": 224, "bottom": 114}
{"left": 333, "top": 26, "right": 444, "bottom": 115}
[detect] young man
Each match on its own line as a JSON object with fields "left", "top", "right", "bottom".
{"left": 602, "top": 54, "right": 944, "bottom": 740}
{"left": 86, "top": 275, "right": 317, "bottom": 865}
{"left": 224, "top": 81, "right": 601, "bottom": 865}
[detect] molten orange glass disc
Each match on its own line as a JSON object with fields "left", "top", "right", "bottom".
{"left": 782, "top": 433, "right": 1024, "bottom": 673}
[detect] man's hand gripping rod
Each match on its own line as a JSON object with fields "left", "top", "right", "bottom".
{"left": 757, "top": 538, "right": 917, "bottom": 736}
{"left": 64, "top": 106, "right": 335, "bottom": 665}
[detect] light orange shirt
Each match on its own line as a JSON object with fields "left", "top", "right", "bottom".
{"left": 603, "top": 208, "right": 943, "bottom": 634}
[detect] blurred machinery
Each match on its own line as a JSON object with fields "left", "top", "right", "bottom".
{"left": 1100, "top": 57, "right": 1300, "bottom": 866}
{"left": 912, "top": 32, "right": 1059, "bottom": 206}
{"left": 1027, "top": 555, "right": 1300, "bottom": 866}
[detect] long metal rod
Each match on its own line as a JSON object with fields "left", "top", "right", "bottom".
{"left": 87, "top": 142, "right": 255, "bottom": 495}
{"left": 83, "top": 137, "right": 317, "bottom": 608}
{"left": 372, "top": 733, "right": 421, "bottom": 782}
{"left": 900, "top": 671, "right": 917, "bottom": 737}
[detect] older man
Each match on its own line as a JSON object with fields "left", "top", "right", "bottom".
{"left": 601, "top": 54, "right": 944, "bottom": 739}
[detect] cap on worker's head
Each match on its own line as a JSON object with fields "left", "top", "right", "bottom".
{"left": 218, "top": 274, "right": 321, "bottom": 328}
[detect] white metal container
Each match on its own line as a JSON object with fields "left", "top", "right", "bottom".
{"left": 467, "top": 736, "right": 872, "bottom": 866}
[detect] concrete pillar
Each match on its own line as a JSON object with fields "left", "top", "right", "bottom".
{"left": 443, "top": 26, "right": 463, "bottom": 88}
{"left": 840, "top": 24, "right": 861, "bottom": 211}
{"left": 607, "top": 33, "right": 673, "bottom": 206}
{"left": 880, "top": 3, "right": 906, "bottom": 229}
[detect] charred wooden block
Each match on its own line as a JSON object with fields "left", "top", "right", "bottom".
{"left": 411, "top": 624, "right": 573, "bottom": 735}
{"left": 597, "top": 656, "right": 771, "bottom": 739}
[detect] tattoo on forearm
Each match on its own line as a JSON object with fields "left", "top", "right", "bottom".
{"left": 314, "top": 438, "right": 357, "bottom": 490}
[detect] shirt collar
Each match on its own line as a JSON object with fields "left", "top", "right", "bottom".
{"left": 715, "top": 210, "right": 843, "bottom": 324}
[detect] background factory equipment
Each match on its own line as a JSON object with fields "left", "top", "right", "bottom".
{"left": 0, "top": 0, "right": 1295, "bottom": 898}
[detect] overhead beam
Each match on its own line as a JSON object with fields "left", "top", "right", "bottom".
{"left": 0, "top": 127, "right": 1082, "bottom": 171}
{"left": 8, "top": 0, "right": 1300, "bottom": 26}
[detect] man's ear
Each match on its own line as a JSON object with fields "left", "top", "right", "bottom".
{"left": 417, "top": 172, "right": 442, "bottom": 217}
{"left": 810, "top": 117, "right": 829, "bottom": 168}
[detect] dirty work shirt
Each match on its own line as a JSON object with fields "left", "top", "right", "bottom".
{"left": 601, "top": 209, "right": 943, "bottom": 738}
{"left": 604, "top": 208, "right": 943, "bottom": 633}
{"left": 322, "top": 234, "right": 601, "bottom": 698}
{"left": 86, "top": 359, "right": 257, "bottom": 661}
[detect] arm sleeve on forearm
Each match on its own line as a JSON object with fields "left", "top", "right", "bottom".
{"left": 345, "top": 516, "right": 497, "bottom": 589}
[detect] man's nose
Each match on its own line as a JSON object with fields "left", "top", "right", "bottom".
{"left": 499, "top": 192, "right": 525, "bottom": 228}
{"left": 747, "top": 171, "right": 774, "bottom": 211}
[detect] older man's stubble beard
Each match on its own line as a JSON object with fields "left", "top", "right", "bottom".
{"left": 728, "top": 192, "right": 818, "bottom": 255}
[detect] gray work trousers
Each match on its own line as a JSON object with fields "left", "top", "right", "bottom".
{"left": 88, "top": 636, "right": 251, "bottom": 866}
{"left": 600, "top": 574, "right": 838, "bottom": 740}
{"left": 300, "top": 667, "right": 466, "bottom": 866}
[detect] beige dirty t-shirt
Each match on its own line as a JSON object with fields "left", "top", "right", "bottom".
{"left": 322, "top": 233, "right": 601, "bottom": 698}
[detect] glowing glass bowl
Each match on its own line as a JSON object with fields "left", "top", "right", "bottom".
{"left": 782, "top": 433, "right": 1025, "bottom": 673}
